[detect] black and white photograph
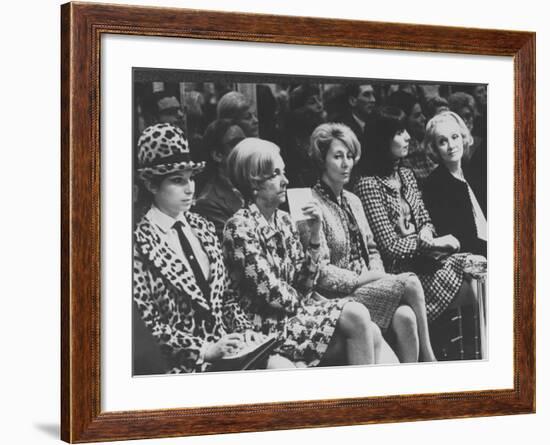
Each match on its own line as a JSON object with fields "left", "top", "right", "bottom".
{"left": 132, "top": 69, "right": 488, "bottom": 376}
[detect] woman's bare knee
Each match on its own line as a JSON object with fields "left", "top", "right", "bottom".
{"left": 392, "top": 305, "right": 417, "bottom": 336}
{"left": 266, "top": 354, "right": 296, "bottom": 369}
{"left": 403, "top": 275, "right": 425, "bottom": 306}
{"left": 371, "top": 321, "right": 382, "bottom": 348}
{"left": 339, "top": 302, "right": 371, "bottom": 337}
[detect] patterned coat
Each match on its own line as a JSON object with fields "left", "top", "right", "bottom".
{"left": 300, "top": 182, "right": 407, "bottom": 329}
{"left": 223, "top": 204, "right": 348, "bottom": 366}
{"left": 133, "top": 209, "right": 251, "bottom": 374}
{"left": 311, "top": 183, "right": 384, "bottom": 278}
{"left": 354, "top": 168, "right": 468, "bottom": 321}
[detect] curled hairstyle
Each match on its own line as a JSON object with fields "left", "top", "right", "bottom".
{"left": 289, "top": 83, "right": 321, "bottom": 110}
{"left": 423, "top": 111, "right": 474, "bottom": 161}
{"left": 202, "top": 118, "right": 242, "bottom": 160}
{"left": 361, "top": 106, "right": 407, "bottom": 177}
{"left": 447, "top": 91, "right": 475, "bottom": 114}
{"left": 309, "top": 123, "right": 361, "bottom": 173}
{"left": 227, "top": 138, "right": 281, "bottom": 202}
{"left": 217, "top": 91, "right": 250, "bottom": 119}
{"left": 425, "top": 96, "right": 450, "bottom": 120}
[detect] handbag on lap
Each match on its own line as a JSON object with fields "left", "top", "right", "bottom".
{"left": 209, "top": 335, "right": 283, "bottom": 372}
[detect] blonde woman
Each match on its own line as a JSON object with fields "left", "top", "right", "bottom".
{"left": 302, "top": 123, "right": 435, "bottom": 362}
{"left": 423, "top": 111, "right": 486, "bottom": 256}
{"left": 223, "top": 138, "right": 398, "bottom": 367}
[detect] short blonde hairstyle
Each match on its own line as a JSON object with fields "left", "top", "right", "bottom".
{"left": 227, "top": 138, "right": 281, "bottom": 201}
{"left": 423, "top": 111, "right": 474, "bottom": 161}
{"left": 217, "top": 91, "right": 250, "bottom": 120}
{"left": 309, "top": 122, "right": 361, "bottom": 172}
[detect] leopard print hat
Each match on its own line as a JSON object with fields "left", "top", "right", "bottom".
{"left": 136, "top": 123, "right": 205, "bottom": 181}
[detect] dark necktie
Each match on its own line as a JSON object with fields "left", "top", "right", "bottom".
{"left": 173, "top": 221, "right": 210, "bottom": 299}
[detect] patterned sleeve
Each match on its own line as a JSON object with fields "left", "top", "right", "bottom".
{"left": 223, "top": 215, "right": 302, "bottom": 315}
{"left": 404, "top": 169, "right": 436, "bottom": 234}
{"left": 222, "top": 290, "right": 253, "bottom": 333}
{"left": 363, "top": 220, "right": 385, "bottom": 272}
{"left": 133, "top": 249, "right": 206, "bottom": 373}
{"left": 197, "top": 220, "right": 254, "bottom": 334}
{"left": 298, "top": 218, "right": 360, "bottom": 295}
{"left": 355, "top": 177, "right": 422, "bottom": 263}
{"left": 349, "top": 194, "right": 386, "bottom": 273}
{"left": 288, "top": 216, "right": 321, "bottom": 295}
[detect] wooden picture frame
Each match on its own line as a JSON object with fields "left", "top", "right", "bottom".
{"left": 61, "top": 1, "right": 535, "bottom": 442}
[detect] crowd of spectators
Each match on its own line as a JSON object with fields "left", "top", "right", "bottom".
{"left": 132, "top": 78, "right": 487, "bottom": 374}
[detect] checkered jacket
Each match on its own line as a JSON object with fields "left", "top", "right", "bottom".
{"left": 354, "top": 168, "right": 468, "bottom": 321}
{"left": 354, "top": 168, "right": 436, "bottom": 272}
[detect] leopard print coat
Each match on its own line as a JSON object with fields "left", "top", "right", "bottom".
{"left": 133, "top": 209, "right": 251, "bottom": 373}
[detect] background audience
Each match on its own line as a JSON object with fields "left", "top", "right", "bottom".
{"left": 133, "top": 77, "right": 488, "bottom": 370}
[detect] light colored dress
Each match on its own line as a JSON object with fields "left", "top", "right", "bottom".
{"left": 299, "top": 180, "right": 409, "bottom": 330}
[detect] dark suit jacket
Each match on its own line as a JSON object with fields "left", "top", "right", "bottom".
{"left": 193, "top": 175, "right": 244, "bottom": 242}
{"left": 423, "top": 165, "right": 487, "bottom": 256}
{"left": 336, "top": 111, "right": 366, "bottom": 151}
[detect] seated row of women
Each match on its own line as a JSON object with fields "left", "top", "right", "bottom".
{"left": 133, "top": 106, "right": 486, "bottom": 373}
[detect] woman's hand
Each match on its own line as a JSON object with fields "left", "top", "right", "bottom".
{"left": 204, "top": 333, "right": 244, "bottom": 362}
{"left": 301, "top": 201, "right": 323, "bottom": 243}
{"left": 425, "top": 249, "right": 449, "bottom": 261}
{"left": 431, "top": 234, "right": 460, "bottom": 253}
{"left": 418, "top": 226, "right": 435, "bottom": 249}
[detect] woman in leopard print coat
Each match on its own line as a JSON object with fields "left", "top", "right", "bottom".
{"left": 133, "top": 123, "right": 262, "bottom": 373}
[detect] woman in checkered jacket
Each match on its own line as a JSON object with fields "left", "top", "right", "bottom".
{"left": 354, "top": 107, "right": 476, "bottom": 323}
{"left": 299, "top": 122, "right": 436, "bottom": 363}
{"left": 223, "top": 138, "right": 399, "bottom": 367}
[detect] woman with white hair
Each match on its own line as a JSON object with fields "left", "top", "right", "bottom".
{"left": 303, "top": 122, "right": 436, "bottom": 362}
{"left": 133, "top": 123, "right": 291, "bottom": 373}
{"left": 354, "top": 107, "right": 476, "bottom": 328}
{"left": 223, "top": 138, "right": 397, "bottom": 367}
{"left": 423, "top": 111, "right": 487, "bottom": 256}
